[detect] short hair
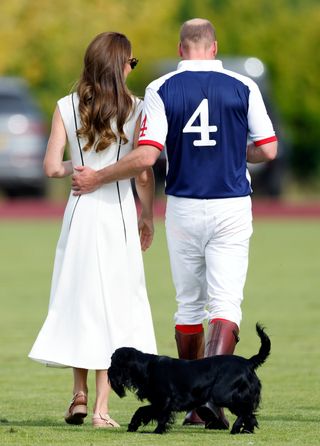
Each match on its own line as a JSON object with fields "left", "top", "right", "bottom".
{"left": 180, "top": 18, "right": 216, "bottom": 50}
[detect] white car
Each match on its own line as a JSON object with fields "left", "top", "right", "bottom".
{"left": 0, "top": 77, "right": 48, "bottom": 197}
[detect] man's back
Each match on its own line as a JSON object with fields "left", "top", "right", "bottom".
{"left": 140, "top": 59, "right": 275, "bottom": 199}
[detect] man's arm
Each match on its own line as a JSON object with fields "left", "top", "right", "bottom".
{"left": 72, "top": 145, "right": 160, "bottom": 195}
{"left": 246, "top": 140, "right": 278, "bottom": 164}
{"left": 246, "top": 79, "right": 278, "bottom": 164}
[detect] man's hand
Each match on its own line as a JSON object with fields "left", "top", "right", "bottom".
{"left": 72, "top": 166, "right": 100, "bottom": 195}
{"left": 138, "top": 214, "right": 154, "bottom": 251}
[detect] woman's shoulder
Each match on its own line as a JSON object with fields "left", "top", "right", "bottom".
{"left": 56, "top": 93, "right": 79, "bottom": 128}
{"left": 57, "top": 92, "right": 78, "bottom": 109}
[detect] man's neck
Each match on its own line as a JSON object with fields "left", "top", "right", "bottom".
{"left": 179, "top": 41, "right": 218, "bottom": 61}
{"left": 182, "top": 51, "right": 215, "bottom": 60}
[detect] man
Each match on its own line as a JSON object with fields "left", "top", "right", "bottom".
{"left": 72, "top": 18, "right": 277, "bottom": 429}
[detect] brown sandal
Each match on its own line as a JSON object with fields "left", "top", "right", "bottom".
{"left": 64, "top": 391, "right": 88, "bottom": 425}
{"left": 92, "top": 413, "right": 120, "bottom": 428}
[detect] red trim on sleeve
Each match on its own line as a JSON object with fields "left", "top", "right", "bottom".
{"left": 138, "top": 140, "right": 164, "bottom": 151}
{"left": 175, "top": 324, "right": 204, "bottom": 334}
{"left": 254, "top": 136, "right": 278, "bottom": 147}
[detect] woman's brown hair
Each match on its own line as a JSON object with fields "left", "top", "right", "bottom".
{"left": 76, "top": 32, "right": 134, "bottom": 152}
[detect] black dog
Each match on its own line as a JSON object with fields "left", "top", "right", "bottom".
{"left": 108, "top": 323, "right": 270, "bottom": 434}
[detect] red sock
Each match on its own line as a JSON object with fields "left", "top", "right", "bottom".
{"left": 175, "top": 324, "right": 203, "bottom": 334}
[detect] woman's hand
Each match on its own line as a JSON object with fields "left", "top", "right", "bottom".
{"left": 138, "top": 213, "right": 154, "bottom": 251}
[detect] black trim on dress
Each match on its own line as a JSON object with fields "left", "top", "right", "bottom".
{"left": 116, "top": 138, "right": 127, "bottom": 244}
{"left": 69, "top": 93, "right": 84, "bottom": 230}
{"left": 71, "top": 93, "right": 84, "bottom": 166}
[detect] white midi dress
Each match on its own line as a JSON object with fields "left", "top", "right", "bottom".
{"left": 29, "top": 93, "right": 157, "bottom": 369}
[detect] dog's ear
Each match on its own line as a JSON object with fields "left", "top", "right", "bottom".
{"left": 109, "top": 347, "right": 150, "bottom": 397}
{"left": 109, "top": 348, "right": 141, "bottom": 397}
{"left": 108, "top": 367, "right": 126, "bottom": 398}
{"left": 111, "top": 380, "right": 126, "bottom": 398}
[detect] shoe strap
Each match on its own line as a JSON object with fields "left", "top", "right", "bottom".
{"left": 97, "top": 413, "right": 119, "bottom": 427}
{"left": 69, "top": 391, "right": 87, "bottom": 406}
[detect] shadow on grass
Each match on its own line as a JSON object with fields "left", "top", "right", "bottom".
{"left": 0, "top": 418, "right": 95, "bottom": 428}
{"left": 2, "top": 415, "right": 318, "bottom": 434}
{"left": 0, "top": 418, "right": 223, "bottom": 435}
{"left": 259, "top": 414, "right": 319, "bottom": 423}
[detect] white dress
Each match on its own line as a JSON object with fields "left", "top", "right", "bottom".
{"left": 29, "top": 93, "right": 157, "bottom": 369}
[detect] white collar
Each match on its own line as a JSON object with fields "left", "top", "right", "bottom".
{"left": 177, "top": 59, "right": 224, "bottom": 72}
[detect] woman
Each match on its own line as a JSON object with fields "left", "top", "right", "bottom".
{"left": 29, "top": 32, "right": 157, "bottom": 428}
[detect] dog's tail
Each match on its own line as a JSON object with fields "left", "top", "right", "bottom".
{"left": 248, "top": 323, "right": 271, "bottom": 370}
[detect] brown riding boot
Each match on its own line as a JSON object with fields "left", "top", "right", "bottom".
{"left": 196, "top": 319, "right": 239, "bottom": 430}
{"left": 205, "top": 319, "right": 240, "bottom": 356}
{"left": 175, "top": 328, "right": 205, "bottom": 425}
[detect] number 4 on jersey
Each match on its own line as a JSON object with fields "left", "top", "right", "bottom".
{"left": 183, "top": 99, "right": 217, "bottom": 147}
{"left": 139, "top": 115, "right": 147, "bottom": 137}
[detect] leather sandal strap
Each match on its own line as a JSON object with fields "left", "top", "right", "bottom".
{"left": 69, "top": 391, "right": 87, "bottom": 407}
{"left": 95, "top": 413, "right": 119, "bottom": 427}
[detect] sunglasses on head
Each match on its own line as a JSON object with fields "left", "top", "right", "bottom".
{"left": 128, "top": 58, "right": 139, "bottom": 69}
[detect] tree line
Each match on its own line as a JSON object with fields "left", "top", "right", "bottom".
{"left": 1, "top": 0, "right": 319, "bottom": 181}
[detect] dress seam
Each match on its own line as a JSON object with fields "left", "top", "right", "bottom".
{"left": 69, "top": 93, "right": 84, "bottom": 230}
{"left": 116, "top": 138, "right": 127, "bottom": 244}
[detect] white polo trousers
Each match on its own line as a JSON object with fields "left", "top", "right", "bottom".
{"left": 165, "top": 195, "right": 253, "bottom": 327}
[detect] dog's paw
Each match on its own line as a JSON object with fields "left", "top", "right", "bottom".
{"left": 154, "top": 426, "right": 166, "bottom": 434}
{"left": 127, "top": 423, "right": 138, "bottom": 432}
{"left": 240, "top": 427, "right": 254, "bottom": 434}
{"left": 230, "top": 423, "right": 241, "bottom": 434}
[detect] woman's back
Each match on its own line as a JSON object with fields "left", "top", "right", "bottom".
{"left": 58, "top": 93, "right": 142, "bottom": 171}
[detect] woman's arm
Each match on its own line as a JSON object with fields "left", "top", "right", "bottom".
{"left": 136, "top": 168, "right": 155, "bottom": 252}
{"left": 43, "top": 106, "right": 73, "bottom": 178}
{"left": 134, "top": 114, "right": 155, "bottom": 251}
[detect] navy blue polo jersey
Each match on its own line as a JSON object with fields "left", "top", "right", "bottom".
{"left": 138, "top": 60, "right": 277, "bottom": 199}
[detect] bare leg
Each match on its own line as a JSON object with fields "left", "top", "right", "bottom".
{"left": 64, "top": 368, "right": 88, "bottom": 424}
{"left": 91, "top": 370, "right": 119, "bottom": 427}
{"left": 73, "top": 368, "right": 88, "bottom": 395}
{"left": 93, "top": 370, "right": 110, "bottom": 415}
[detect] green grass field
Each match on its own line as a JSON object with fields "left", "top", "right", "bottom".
{"left": 0, "top": 218, "right": 319, "bottom": 445}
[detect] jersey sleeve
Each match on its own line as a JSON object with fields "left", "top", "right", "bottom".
{"left": 247, "top": 81, "right": 277, "bottom": 147}
{"left": 138, "top": 87, "right": 167, "bottom": 151}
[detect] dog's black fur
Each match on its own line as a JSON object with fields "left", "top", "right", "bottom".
{"left": 108, "top": 323, "right": 270, "bottom": 434}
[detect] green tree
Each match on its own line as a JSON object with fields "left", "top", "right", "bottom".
{"left": 1, "top": 0, "right": 320, "bottom": 180}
